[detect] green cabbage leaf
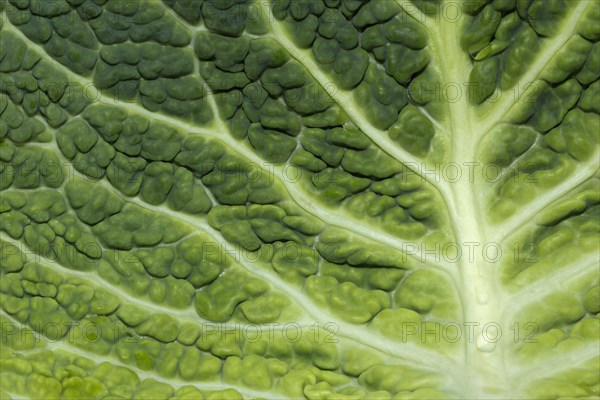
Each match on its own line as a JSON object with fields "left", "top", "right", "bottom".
{"left": 0, "top": 0, "right": 599, "bottom": 398}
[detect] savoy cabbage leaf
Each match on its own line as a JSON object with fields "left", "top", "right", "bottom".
{"left": 0, "top": 0, "right": 599, "bottom": 399}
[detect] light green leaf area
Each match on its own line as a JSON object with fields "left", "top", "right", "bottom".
{"left": 0, "top": 0, "right": 599, "bottom": 399}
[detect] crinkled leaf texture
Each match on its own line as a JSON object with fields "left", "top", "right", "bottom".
{"left": 0, "top": 0, "right": 599, "bottom": 399}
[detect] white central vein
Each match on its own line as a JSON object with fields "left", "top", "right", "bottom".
{"left": 428, "top": 1, "right": 504, "bottom": 397}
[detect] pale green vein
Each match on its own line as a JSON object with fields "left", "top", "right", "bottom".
{"left": 256, "top": 1, "right": 448, "bottom": 190}
{"left": 72, "top": 171, "right": 457, "bottom": 369}
{"left": 0, "top": 233, "right": 203, "bottom": 321}
{"left": 23, "top": 133, "right": 458, "bottom": 369}
{"left": 1, "top": 18, "right": 443, "bottom": 270}
{"left": 494, "top": 156, "right": 600, "bottom": 243}
{"left": 0, "top": 312, "right": 289, "bottom": 400}
{"left": 0, "top": 391, "right": 31, "bottom": 400}
{"left": 501, "top": 254, "right": 600, "bottom": 323}
{"left": 393, "top": 0, "right": 436, "bottom": 32}
{"left": 511, "top": 342, "right": 599, "bottom": 391}
{"left": 473, "top": 0, "right": 594, "bottom": 138}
